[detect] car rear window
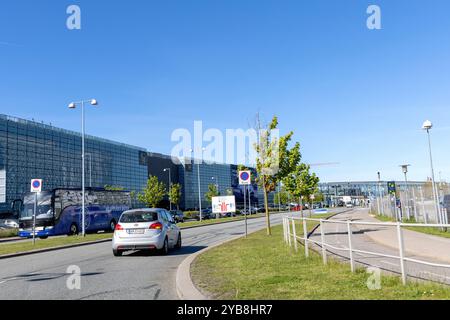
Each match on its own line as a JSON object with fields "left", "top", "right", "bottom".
{"left": 120, "top": 211, "right": 158, "bottom": 223}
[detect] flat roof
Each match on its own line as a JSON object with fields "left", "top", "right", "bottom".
{"left": 0, "top": 114, "right": 147, "bottom": 152}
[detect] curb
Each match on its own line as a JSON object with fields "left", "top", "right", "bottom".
{"left": 0, "top": 237, "right": 22, "bottom": 244}
{"left": 307, "top": 209, "right": 354, "bottom": 237}
{"left": 176, "top": 226, "right": 274, "bottom": 300}
{"left": 0, "top": 238, "right": 112, "bottom": 260}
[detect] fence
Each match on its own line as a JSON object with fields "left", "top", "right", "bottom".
{"left": 370, "top": 183, "right": 450, "bottom": 224}
{"left": 282, "top": 215, "right": 450, "bottom": 285}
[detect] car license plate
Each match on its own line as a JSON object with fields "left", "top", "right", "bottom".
{"left": 127, "top": 229, "right": 144, "bottom": 234}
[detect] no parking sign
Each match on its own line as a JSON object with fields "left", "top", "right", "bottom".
{"left": 30, "top": 179, "right": 43, "bottom": 193}
{"left": 239, "top": 171, "right": 251, "bottom": 185}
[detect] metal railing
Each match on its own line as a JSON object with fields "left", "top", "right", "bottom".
{"left": 282, "top": 215, "right": 450, "bottom": 285}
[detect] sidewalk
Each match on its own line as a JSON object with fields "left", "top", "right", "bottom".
{"left": 350, "top": 210, "right": 450, "bottom": 264}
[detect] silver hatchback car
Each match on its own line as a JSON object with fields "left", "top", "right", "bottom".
{"left": 112, "top": 208, "right": 181, "bottom": 256}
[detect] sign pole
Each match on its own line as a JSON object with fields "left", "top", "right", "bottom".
{"left": 33, "top": 192, "right": 37, "bottom": 245}
{"left": 30, "top": 179, "right": 42, "bottom": 245}
{"left": 244, "top": 185, "right": 248, "bottom": 238}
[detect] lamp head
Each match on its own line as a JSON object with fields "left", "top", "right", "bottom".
{"left": 400, "top": 164, "right": 410, "bottom": 174}
{"left": 68, "top": 102, "right": 76, "bottom": 109}
{"left": 422, "top": 120, "right": 433, "bottom": 130}
{"left": 90, "top": 99, "right": 98, "bottom": 106}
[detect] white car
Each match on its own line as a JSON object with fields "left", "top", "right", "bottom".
{"left": 0, "top": 219, "right": 19, "bottom": 229}
{"left": 345, "top": 203, "right": 354, "bottom": 208}
{"left": 112, "top": 208, "right": 181, "bottom": 256}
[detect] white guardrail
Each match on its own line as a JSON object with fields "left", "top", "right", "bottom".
{"left": 282, "top": 215, "right": 450, "bottom": 285}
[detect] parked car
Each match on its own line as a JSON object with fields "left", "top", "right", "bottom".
{"left": 0, "top": 219, "right": 19, "bottom": 229}
{"left": 169, "top": 210, "right": 184, "bottom": 223}
{"left": 219, "top": 212, "right": 236, "bottom": 218}
{"left": 112, "top": 208, "right": 181, "bottom": 256}
{"left": 253, "top": 206, "right": 265, "bottom": 213}
{"left": 195, "top": 209, "right": 212, "bottom": 221}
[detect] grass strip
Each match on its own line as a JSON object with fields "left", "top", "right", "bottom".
{"left": 191, "top": 222, "right": 450, "bottom": 300}
{"left": 0, "top": 233, "right": 113, "bottom": 256}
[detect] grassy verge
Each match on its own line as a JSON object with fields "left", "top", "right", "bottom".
{"left": 0, "top": 229, "right": 19, "bottom": 238}
{"left": 374, "top": 214, "right": 450, "bottom": 239}
{"left": 191, "top": 223, "right": 450, "bottom": 300}
{"left": 0, "top": 233, "right": 113, "bottom": 256}
{"left": 179, "top": 214, "right": 267, "bottom": 228}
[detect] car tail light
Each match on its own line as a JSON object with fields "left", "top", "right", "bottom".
{"left": 115, "top": 224, "right": 124, "bottom": 231}
{"left": 149, "top": 222, "right": 163, "bottom": 230}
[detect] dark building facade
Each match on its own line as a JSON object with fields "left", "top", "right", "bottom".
{"left": 0, "top": 114, "right": 264, "bottom": 213}
{"left": 0, "top": 114, "right": 148, "bottom": 213}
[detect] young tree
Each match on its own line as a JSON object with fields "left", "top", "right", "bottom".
{"left": 254, "top": 115, "right": 301, "bottom": 235}
{"left": 274, "top": 187, "right": 290, "bottom": 206}
{"left": 284, "top": 164, "right": 319, "bottom": 217}
{"left": 169, "top": 183, "right": 182, "bottom": 210}
{"left": 138, "top": 175, "right": 167, "bottom": 208}
{"left": 205, "top": 184, "right": 219, "bottom": 203}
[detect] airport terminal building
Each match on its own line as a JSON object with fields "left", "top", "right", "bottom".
{"left": 0, "top": 114, "right": 149, "bottom": 213}
{"left": 0, "top": 114, "right": 262, "bottom": 213}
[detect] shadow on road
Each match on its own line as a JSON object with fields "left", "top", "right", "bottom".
{"left": 318, "top": 229, "right": 381, "bottom": 237}
{"left": 123, "top": 245, "right": 207, "bottom": 257}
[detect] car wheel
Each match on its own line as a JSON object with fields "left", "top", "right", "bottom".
{"left": 69, "top": 223, "right": 78, "bottom": 236}
{"left": 39, "top": 236, "right": 48, "bottom": 240}
{"left": 159, "top": 237, "right": 169, "bottom": 255}
{"left": 109, "top": 220, "right": 116, "bottom": 232}
{"left": 113, "top": 249, "right": 122, "bottom": 257}
{"left": 175, "top": 233, "right": 182, "bottom": 250}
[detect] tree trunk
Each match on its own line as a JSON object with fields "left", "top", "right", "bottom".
{"left": 262, "top": 176, "right": 271, "bottom": 235}
{"left": 299, "top": 197, "right": 303, "bottom": 218}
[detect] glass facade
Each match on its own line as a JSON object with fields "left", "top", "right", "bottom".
{"left": 179, "top": 159, "right": 233, "bottom": 210}
{"left": 319, "top": 181, "right": 429, "bottom": 200}
{"left": 0, "top": 114, "right": 148, "bottom": 213}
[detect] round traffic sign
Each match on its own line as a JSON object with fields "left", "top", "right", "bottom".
{"left": 240, "top": 172, "right": 250, "bottom": 181}
{"left": 32, "top": 180, "right": 41, "bottom": 188}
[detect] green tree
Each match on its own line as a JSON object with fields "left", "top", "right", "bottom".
{"left": 254, "top": 115, "right": 301, "bottom": 235}
{"left": 274, "top": 187, "right": 290, "bottom": 206}
{"left": 284, "top": 164, "right": 319, "bottom": 217}
{"left": 169, "top": 183, "right": 182, "bottom": 210}
{"left": 205, "top": 184, "right": 219, "bottom": 203}
{"left": 138, "top": 176, "right": 167, "bottom": 208}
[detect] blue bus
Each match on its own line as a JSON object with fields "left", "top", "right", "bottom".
{"left": 18, "top": 188, "right": 132, "bottom": 238}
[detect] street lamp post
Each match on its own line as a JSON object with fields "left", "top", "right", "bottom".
{"left": 422, "top": 120, "right": 441, "bottom": 223}
{"left": 377, "top": 172, "right": 384, "bottom": 216}
{"left": 69, "top": 99, "right": 98, "bottom": 237}
{"left": 400, "top": 165, "right": 411, "bottom": 220}
{"left": 164, "top": 168, "right": 172, "bottom": 211}
{"left": 86, "top": 153, "right": 92, "bottom": 188}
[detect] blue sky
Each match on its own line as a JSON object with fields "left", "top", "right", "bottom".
{"left": 1, "top": 0, "right": 450, "bottom": 182}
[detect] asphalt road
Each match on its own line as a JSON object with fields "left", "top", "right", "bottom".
{"left": 309, "top": 208, "right": 450, "bottom": 285}
{"left": 0, "top": 214, "right": 285, "bottom": 300}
